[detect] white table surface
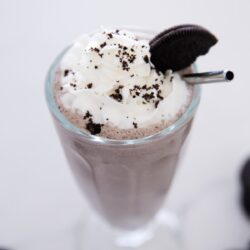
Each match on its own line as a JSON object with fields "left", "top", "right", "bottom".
{"left": 0, "top": 0, "right": 250, "bottom": 249}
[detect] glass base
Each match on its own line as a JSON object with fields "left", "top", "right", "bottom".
{"left": 80, "top": 209, "right": 183, "bottom": 250}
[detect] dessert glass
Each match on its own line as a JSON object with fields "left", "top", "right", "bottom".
{"left": 45, "top": 28, "right": 201, "bottom": 250}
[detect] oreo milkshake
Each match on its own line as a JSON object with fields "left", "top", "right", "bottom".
{"left": 47, "top": 26, "right": 216, "bottom": 229}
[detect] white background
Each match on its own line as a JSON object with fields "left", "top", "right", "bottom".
{"left": 0, "top": 0, "right": 250, "bottom": 249}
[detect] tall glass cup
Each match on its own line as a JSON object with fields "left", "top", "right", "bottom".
{"left": 45, "top": 29, "right": 201, "bottom": 250}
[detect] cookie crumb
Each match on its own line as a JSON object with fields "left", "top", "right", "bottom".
{"left": 83, "top": 111, "right": 92, "bottom": 119}
{"left": 86, "top": 83, "right": 93, "bottom": 89}
{"left": 64, "top": 69, "right": 69, "bottom": 77}
{"left": 132, "top": 122, "right": 138, "bottom": 128}
{"left": 86, "top": 119, "right": 102, "bottom": 135}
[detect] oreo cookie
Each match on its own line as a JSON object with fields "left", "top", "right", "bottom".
{"left": 149, "top": 24, "right": 218, "bottom": 72}
{"left": 150, "top": 24, "right": 195, "bottom": 45}
{"left": 241, "top": 157, "right": 250, "bottom": 218}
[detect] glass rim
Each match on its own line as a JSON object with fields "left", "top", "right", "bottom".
{"left": 45, "top": 28, "right": 201, "bottom": 146}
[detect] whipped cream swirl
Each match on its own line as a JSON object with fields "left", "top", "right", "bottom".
{"left": 59, "top": 28, "right": 190, "bottom": 129}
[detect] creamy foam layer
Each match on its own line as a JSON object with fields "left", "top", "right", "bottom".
{"left": 57, "top": 28, "right": 191, "bottom": 134}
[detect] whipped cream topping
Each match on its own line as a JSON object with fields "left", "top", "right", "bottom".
{"left": 59, "top": 28, "right": 190, "bottom": 129}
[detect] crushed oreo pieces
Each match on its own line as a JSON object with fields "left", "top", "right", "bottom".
{"left": 90, "top": 47, "right": 104, "bottom": 58}
{"left": 152, "top": 84, "right": 159, "bottom": 90}
{"left": 64, "top": 69, "right": 69, "bottom": 77}
{"left": 128, "top": 83, "right": 164, "bottom": 108}
{"left": 86, "top": 119, "right": 102, "bottom": 135}
{"left": 133, "top": 122, "right": 138, "bottom": 128}
{"left": 122, "top": 61, "right": 129, "bottom": 71}
{"left": 83, "top": 111, "right": 103, "bottom": 135}
{"left": 155, "top": 100, "right": 160, "bottom": 108}
{"left": 142, "top": 92, "right": 155, "bottom": 102}
{"left": 109, "top": 85, "right": 124, "bottom": 102}
{"left": 112, "top": 37, "right": 137, "bottom": 71}
{"left": 107, "top": 33, "right": 113, "bottom": 39}
{"left": 83, "top": 111, "right": 92, "bottom": 119}
{"left": 157, "top": 90, "right": 164, "bottom": 100}
{"left": 100, "top": 42, "right": 107, "bottom": 48}
{"left": 70, "top": 83, "right": 77, "bottom": 89}
{"left": 86, "top": 83, "right": 93, "bottom": 89}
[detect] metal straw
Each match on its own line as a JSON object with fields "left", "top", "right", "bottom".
{"left": 183, "top": 70, "right": 234, "bottom": 85}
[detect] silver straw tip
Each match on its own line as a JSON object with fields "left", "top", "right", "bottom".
{"left": 225, "top": 70, "right": 234, "bottom": 81}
